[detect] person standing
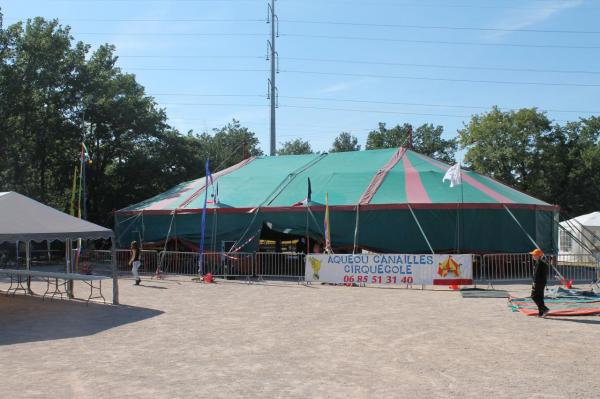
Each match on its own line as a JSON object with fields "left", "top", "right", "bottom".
{"left": 129, "top": 241, "right": 141, "bottom": 286}
{"left": 530, "top": 248, "right": 550, "bottom": 318}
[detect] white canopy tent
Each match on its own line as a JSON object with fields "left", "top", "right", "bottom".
{"left": 559, "top": 212, "right": 600, "bottom": 261}
{"left": 0, "top": 192, "right": 118, "bottom": 304}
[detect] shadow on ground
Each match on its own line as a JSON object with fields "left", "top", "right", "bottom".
{"left": 0, "top": 295, "right": 163, "bottom": 346}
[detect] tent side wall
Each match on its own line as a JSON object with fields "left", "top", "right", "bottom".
{"left": 117, "top": 206, "right": 558, "bottom": 254}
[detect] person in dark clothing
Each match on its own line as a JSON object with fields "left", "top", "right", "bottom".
{"left": 530, "top": 248, "right": 550, "bottom": 318}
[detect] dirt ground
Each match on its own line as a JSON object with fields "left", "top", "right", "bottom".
{"left": 1, "top": 277, "right": 599, "bottom": 399}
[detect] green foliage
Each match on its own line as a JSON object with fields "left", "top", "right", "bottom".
{"left": 460, "top": 108, "right": 600, "bottom": 217}
{"left": 0, "top": 18, "right": 262, "bottom": 226}
{"left": 330, "top": 132, "right": 361, "bottom": 152}
{"left": 365, "top": 122, "right": 457, "bottom": 163}
{"left": 277, "top": 138, "right": 313, "bottom": 155}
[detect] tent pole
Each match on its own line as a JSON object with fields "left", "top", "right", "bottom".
{"left": 111, "top": 238, "right": 119, "bottom": 305}
{"left": 352, "top": 205, "right": 360, "bottom": 255}
{"left": 66, "top": 239, "right": 74, "bottom": 299}
{"left": 26, "top": 241, "right": 32, "bottom": 294}
{"left": 305, "top": 207, "right": 309, "bottom": 254}
{"left": 407, "top": 204, "right": 434, "bottom": 255}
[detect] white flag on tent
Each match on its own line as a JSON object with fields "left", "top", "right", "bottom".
{"left": 443, "top": 163, "right": 462, "bottom": 188}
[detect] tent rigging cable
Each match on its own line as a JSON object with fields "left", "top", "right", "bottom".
{"left": 560, "top": 219, "right": 597, "bottom": 256}
{"left": 502, "top": 204, "right": 565, "bottom": 281}
{"left": 157, "top": 210, "right": 177, "bottom": 275}
{"left": 563, "top": 218, "right": 599, "bottom": 253}
{"left": 352, "top": 139, "right": 410, "bottom": 254}
{"left": 407, "top": 203, "right": 435, "bottom": 255}
{"left": 228, "top": 153, "right": 329, "bottom": 254}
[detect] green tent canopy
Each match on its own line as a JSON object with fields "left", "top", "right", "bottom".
{"left": 115, "top": 148, "right": 558, "bottom": 254}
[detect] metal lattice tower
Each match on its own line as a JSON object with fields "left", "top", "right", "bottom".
{"left": 267, "top": 0, "right": 279, "bottom": 156}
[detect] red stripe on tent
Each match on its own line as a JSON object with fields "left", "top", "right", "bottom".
{"left": 402, "top": 155, "right": 431, "bottom": 203}
{"left": 359, "top": 147, "right": 406, "bottom": 205}
{"left": 144, "top": 181, "right": 198, "bottom": 211}
{"left": 461, "top": 174, "right": 513, "bottom": 204}
{"left": 413, "top": 153, "right": 513, "bottom": 204}
{"left": 433, "top": 279, "right": 473, "bottom": 285}
{"left": 178, "top": 156, "right": 256, "bottom": 210}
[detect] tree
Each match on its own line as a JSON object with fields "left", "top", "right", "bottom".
{"left": 207, "top": 119, "right": 263, "bottom": 169}
{"left": 458, "top": 107, "right": 552, "bottom": 191}
{"left": 366, "top": 122, "right": 457, "bottom": 163}
{"left": 0, "top": 17, "right": 264, "bottom": 226}
{"left": 0, "top": 18, "right": 87, "bottom": 209}
{"left": 330, "top": 132, "right": 361, "bottom": 152}
{"left": 459, "top": 108, "right": 600, "bottom": 216}
{"left": 277, "top": 139, "right": 313, "bottom": 155}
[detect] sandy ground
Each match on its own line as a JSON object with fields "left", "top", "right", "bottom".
{"left": 1, "top": 277, "right": 599, "bottom": 399}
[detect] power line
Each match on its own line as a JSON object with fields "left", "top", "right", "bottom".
{"left": 43, "top": 31, "right": 599, "bottom": 49}
{"left": 5, "top": 18, "right": 264, "bottom": 23}
{"left": 152, "top": 93, "right": 264, "bottom": 97}
{"left": 161, "top": 103, "right": 581, "bottom": 121}
{"left": 278, "top": 0, "right": 600, "bottom": 11}
{"left": 281, "top": 33, "right": 600, "bottom": 50}
{"left": 282, "top": 57, "right": 600, "bottom": 76}
{"left": 280, "top": 19, "right": 600, "bottom": 35}
{"left": 127, "top": 67, "right": 268, "bottom": 72}
{"left": 7, "top": 16, "right": 597, "bottom": 35}
{"left": 151, "top": 94, "right": 599, "bottom": 114}
{"left": 119, "top": 55, "right": 263, "bottom": 60}
{"left": 117, "top": 55, "right": 600, "bottom": 75}
{"left": 161, "top": 102, "right": 268, "bottom": 107}
{"left": 279, "top": 96, "right": 600, "bottom": 114}
{"left": 121, "top": 66, "right": 600, "bottom": 87}
{"left": 280, "top": 69, "right": 600, "bottom": 88}
{"left": 77, "top": 32, "right": 266, "bottom": 37}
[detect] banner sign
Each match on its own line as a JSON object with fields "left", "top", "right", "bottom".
{"left": 305, "top": 254, "right": 473, "bottom": 286}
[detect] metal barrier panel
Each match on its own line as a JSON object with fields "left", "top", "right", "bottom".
{"left": 204, "top": 252, "right": 254, "bottom": 278}
{"left": 479, "top": 253, "right": 534, "bottom": 284}
{"left": 72, "top": 249, "right": 158, "bottom": 275}
{"left": 157, "top": 251, "right": 255, "bottom": 277}
{"left": 159, "top": 251, "right": 199, "bottom": 276}
{"left": 555, "top": 254, "right": 599, "bottom": 283}
{"left": 479, "top": 253, "right": 600, "bottom": 285}
{"left": 254, "top": 252, "right": 305, "bottom": 279}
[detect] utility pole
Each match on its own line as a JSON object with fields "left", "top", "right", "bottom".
{"left": 267, "top": 0, "right": 278, "bottom": 156}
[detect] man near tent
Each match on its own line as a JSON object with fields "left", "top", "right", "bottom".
{"left": 530, "top": 248, "right": 550, "bottom": 318}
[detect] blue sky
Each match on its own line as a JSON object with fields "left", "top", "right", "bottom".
{"left": 3, "top": 0, "right": 600, "bottom": 158}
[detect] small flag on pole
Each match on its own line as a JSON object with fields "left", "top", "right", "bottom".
{"left": 292, "top": 177, "right": 312, "bottom": 206}
{"left": 324, "top": 192, "right": 332, "bottom": 253}
{"left": 442, "top": 163, "right": 462, "bottom": 188}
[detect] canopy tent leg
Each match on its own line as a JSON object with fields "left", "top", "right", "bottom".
{"left": 66, "top": 239, "right": 74, "bottom": 299}
{"left": 111, "top": 239, "right": 119, "bottom": 305}
{"left": 26, "top": 241, "right": 33, "bottom": 294}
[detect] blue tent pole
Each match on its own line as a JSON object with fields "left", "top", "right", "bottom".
{"left": 198, "top": 159, "right": 210, "bottom": 275}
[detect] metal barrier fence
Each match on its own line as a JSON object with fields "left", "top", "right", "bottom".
{"left": 477, "top": 253, "right": 600, "bottom": 285}
{"left": 255, "top": 252, "right": 305, "bottom": 280}
{"left": 71, "top": 250, "right": 600, "bottom": 285}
